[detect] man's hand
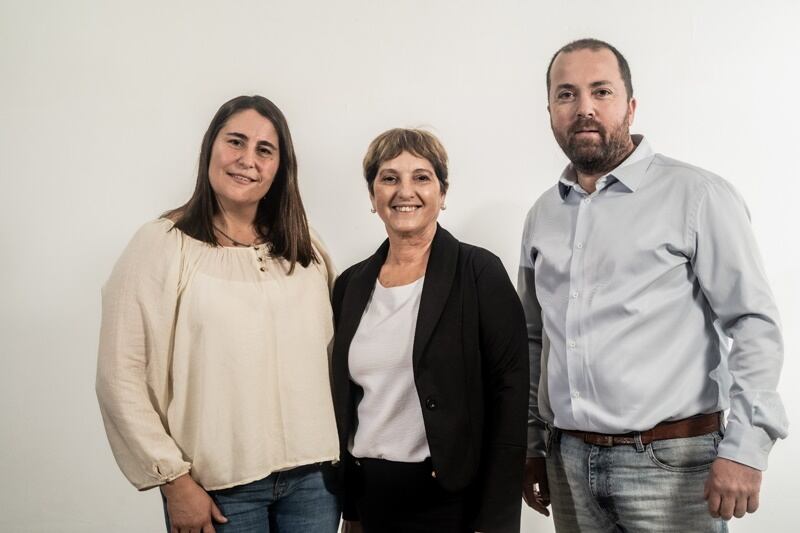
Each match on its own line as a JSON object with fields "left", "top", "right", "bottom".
{"left": 523, "top": 457, "right": 551, "bottom": 517}
{"left": 704, "top": 457, "right": 762, "bottom": 520}
{"left": 162, "top": 473, "right": 228, "bottom": 533}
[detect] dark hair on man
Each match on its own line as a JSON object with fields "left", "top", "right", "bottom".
{"left": 163, "top": 95, "right": 317, "bottom": 273}
{"left": 546, "top": 38, "right": 634, "bottom": 101}
{"left": 362, "top": 128, "right": 449, "bottom": 195}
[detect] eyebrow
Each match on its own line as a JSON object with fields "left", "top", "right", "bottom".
{"left": 224, "top": 132, "right": 277, "bottom": 150}
{"left": 555, "top": 80, "right": 614, "bottom": 91}
{"left": 378, "top": 168, "right": 433, "bottom": 174}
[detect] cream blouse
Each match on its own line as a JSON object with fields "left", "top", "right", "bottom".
{"left": 96, "top": 218, "right": 340, "bottom": 491}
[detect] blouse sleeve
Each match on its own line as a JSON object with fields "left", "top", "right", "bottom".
{"left": 310, "top": 227, "right": 338, "bottom": 293}
{"left": 96, "top": 219, "right": 192, "bottom": 490}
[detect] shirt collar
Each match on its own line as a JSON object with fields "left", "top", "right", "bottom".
{"left": 557, "top": 134, "right": 654, "bottom": 200}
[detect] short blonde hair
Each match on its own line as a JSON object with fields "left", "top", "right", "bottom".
{"left": 362, "top": 128, "right": 449, "bottom": 194}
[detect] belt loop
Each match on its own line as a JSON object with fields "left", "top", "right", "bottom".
{"left": 633, "top": 433, "right": 645, "bottom": 453}
{"left": 719, "top": 412, "right": 726, "bottom": 436}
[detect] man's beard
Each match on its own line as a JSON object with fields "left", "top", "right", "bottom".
{"left": 554, "top": 116, "right": 633, "bottom": 176}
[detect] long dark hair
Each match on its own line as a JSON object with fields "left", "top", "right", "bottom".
{"left": 164, "top": 95, "right": 318, "bottom": 272}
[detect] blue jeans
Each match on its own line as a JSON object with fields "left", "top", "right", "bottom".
{"left": 546, "top": 430, "right": 728, "bottom": 532}
{"left": 164, "top": 463, "right": 340, "bottom": 533}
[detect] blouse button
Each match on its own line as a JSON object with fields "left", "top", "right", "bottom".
{"left": 257, "top": 257, "right": 263, "bottom": 262}
{"left": 259, "top": 267, "right": 265, "bottom": 272}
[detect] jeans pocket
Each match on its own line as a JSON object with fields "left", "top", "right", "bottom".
{"left": 646, "top": 431, "right": 721, "bottom": 473}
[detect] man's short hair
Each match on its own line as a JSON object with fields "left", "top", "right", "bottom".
{"left": 362, "top": 128, "right": 449, "bottom": 195}
{"left": 546, "top": 38, "right": 634, "bottom": 101}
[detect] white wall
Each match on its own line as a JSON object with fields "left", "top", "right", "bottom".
{"left": 1, "top": 1, "right": 797, "bottom": 531}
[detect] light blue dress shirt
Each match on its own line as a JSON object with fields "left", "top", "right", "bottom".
{"left": 519, "top": 135, "right": 787, "bottom": 470}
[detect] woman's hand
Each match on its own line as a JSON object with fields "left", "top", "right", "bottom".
{"left": 341, "top": 520, "right": 363, "bottom": 533}
{"left": 162, "top": 474, "right": 228, "bottom": 533}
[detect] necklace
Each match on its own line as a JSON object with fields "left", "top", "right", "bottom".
{"left": 213, "top": 225, "right": 260, "bottom": 248}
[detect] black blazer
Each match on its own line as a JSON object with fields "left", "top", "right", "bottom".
{"left": 331, "top": 225, "right": 529, "bottom": 533}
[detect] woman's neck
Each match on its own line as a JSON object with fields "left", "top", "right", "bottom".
{"left": 214, "top": 201, "right": 260, "bottom": 245}
{"left": 380, "top": 226, "right": 436, "bottom": 286}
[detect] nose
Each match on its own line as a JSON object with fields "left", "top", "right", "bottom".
{"left": 237, "top": 150, "right": 255, "bottom": 168}
{"left": 397, "top": 178, "right": 416, "bottom": 198}
{"left": 576, "top": 92, "right": 595, "bottom": 118}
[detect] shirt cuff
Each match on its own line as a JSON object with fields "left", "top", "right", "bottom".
{"left": 716, "top": 419, "right": 776, "bottom": 471}
{"left": 138, "top": 462, "right": 192, "bottom": 491}
{"left": 527, "top": 423, "right": 548, "bottom": 458}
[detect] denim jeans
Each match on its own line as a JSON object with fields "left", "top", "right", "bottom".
{"left": 163, "top": 463, "right": 340, "bottom": 533}
{"left": 546, "top": 430, "right": 728, "bottom": 532}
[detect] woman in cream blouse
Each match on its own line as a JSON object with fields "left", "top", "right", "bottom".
{"left": 96, "top": 95, "right": 340, "bottom": 533}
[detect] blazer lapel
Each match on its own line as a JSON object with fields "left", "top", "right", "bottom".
{"left": 331, "top": 239, "right": 388, "bottom": 445}
{"left": 336, "top": 240, "right": 388, "bottom": 349}
{"left": 413, "top": 225, "right": 459, "bottom": 370}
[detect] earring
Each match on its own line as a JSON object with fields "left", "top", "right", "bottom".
{"left": 370, "top": 207, "right": 376, "bottom": 213}
{"left": 441, "top": 204, "right": 447, "bottom": 210}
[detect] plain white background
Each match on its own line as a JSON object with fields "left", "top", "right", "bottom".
{"left": 1, "top": 1, "right": 797, "bottom": 531}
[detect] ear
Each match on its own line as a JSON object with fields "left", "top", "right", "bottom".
{"left": 627, "top": 97, "right": 637, "bottom": 125}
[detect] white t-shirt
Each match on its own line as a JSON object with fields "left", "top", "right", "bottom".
{"left": 348, "top": 277, "right": 431, "bottom": 462}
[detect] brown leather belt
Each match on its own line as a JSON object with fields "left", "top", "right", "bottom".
{"left": 560, "top": 412, "right": 722, "bottom": 447}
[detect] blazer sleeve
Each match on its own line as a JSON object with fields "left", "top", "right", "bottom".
{"left": 472, "top": 254, "right": 529, "bottom": 533}
{"left": 330, "top": 268, "right": 360, "bottom": 521}
{"left": 96, "top": 220, "right": 192, "bottom": 490}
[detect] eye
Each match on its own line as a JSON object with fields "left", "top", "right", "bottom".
{"left": 594, "top": 88, "right": 613, "bottom": 97}
{"left": 556, "top": 90, "right": 575, "bottom": 101}
{"left": 257, "top": 146, "right": 273, "bottom": 157}
{"left": 414, "top": 173, "right": 432, "bottom": 182}
{"left": 380, "top": 175, "right": 398, "bottom": 184}
{"left": 227, "top": 138, "right": 243, "bottom": 147}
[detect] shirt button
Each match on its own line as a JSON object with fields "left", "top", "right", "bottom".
{"left": 583, "top": 198, "right": 591, "bottom": 204}
{"left": 572, "top": 391, "right": 581, "bottom": 399}
{"left": 571, "top": 291, "right": 579, "bottom": 298}
{"left": 568, "top": 340, "right": 576, "bottom": 348}
{"left": 576, "top": 242, "right": 583, "bottom": 249}
{"left": 431, "top": 470, "right": 437, "bottom": 478}
{"left": 425, "top": 397, "right": 438, "bottom": 410}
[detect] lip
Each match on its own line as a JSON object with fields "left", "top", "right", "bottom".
{"left": 391, "top": 205, "right": 422, "bottom": 213}
{"left": 228, "top": 172, "right": 257, "bottom": 184}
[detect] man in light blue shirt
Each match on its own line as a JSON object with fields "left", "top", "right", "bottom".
{"left": 519, "top": 38, "right": 787, "bottom": 531}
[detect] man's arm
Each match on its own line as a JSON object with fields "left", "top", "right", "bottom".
{"left": 690, "top": 176, "right": 788, "bottom": 518}
{"left": 517, "top": 209, "right": 552, "bottom": 516}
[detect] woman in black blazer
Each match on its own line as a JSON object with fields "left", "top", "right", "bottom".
{"left": 331, "top": 128, "right": 529, "bottom": 533}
